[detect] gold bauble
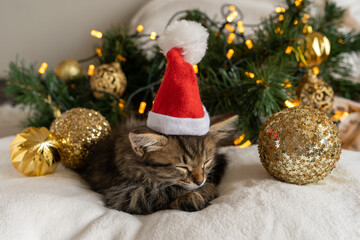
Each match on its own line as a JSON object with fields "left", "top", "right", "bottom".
{"left": 49, "top": 108, "right": 111, "bottom": 169}
{"left": 56, "top": 59, "right": 84, "bottom": 81}
{"left": 296, "top": 69, "right": 334, "bottom": 114}
{"left": 10, "top": 127, "right": 62, "bottom": 176}
{"left": 258, "top": 106, "right": 341, "bottom": 185}
{"left": 299, "top": 27, "right": 331, "bottom": 68}
{"left": 89, "top": 62, "right": 127, "bottom": 99}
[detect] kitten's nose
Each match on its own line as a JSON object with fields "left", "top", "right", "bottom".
{"left": 192, "top": 168, "right": 205, "bottom": 186}
{"left": 193, "top": 175, "right": 205, "bottom": 186}
{"left": 194, "top": 178, "right": 205, "bottom": 186}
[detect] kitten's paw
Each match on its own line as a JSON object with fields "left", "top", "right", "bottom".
{"left": 170, "top": 192, "right": 210, "bottom": 212}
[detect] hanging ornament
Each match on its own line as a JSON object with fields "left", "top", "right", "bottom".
{"left": 296, "top": 69, "right": 334, "bottom": 114}
{"left": 299, "top": 26, "right": 331, "bottom": 68}
{"left": 258, "top": 106, "right": 341, "bottom": 185}
{"left": 89, "top": 62, "right": 127, "bottom": 99}
{"left": 49, "top": 108, "right": 111, "bottom": 169}
{"left": 10, "top": 127, "right": 62, "bottom": 176}
{"left": 56, "top": 59, "right": 84, "bottom": 81}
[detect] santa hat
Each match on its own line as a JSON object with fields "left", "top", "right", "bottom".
{"left": 147, "top": 20, "right": 210, "bottom": 136}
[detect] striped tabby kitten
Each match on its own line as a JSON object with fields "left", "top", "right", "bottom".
{"left": 79, "top": 114, "right": 238, "bottom": 215}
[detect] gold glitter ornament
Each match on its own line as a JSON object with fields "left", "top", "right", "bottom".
{"left": 49, "top": 108, "right": 111, "bottom": 169}
{"left": 296, "top": 69, "right": 334, "bottom": 114}
{"left": 89, "top": 62, "right": 127, "bottom": 99}
{"left": 258, "top": 106, "right": 341, "bottom": 185}
{"left": 299, "top": 26, "right": 331, "bottom": 68}
{"left": 56, "top": 59, "right": 84, "bottom": 81}
{"left": 10, "top": 127, "right": 62, "bottom": 176}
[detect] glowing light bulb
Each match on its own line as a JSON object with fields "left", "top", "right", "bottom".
{"left": 91, "top": 30, "right": 102, "bottom": 39}
{"left": 245, "top": 39, "right": 253, "bottom": 49}
{"left": 225, "top": 24, "right": 235, "bottom": 32}
{"left": 285, "top": 100, "right": 299, "bottom": 108}
{"left": 285, "top": 46, "right": 293, "bottom": 54}
{"left": 312, "top": 66, "right": 320, "bottom": 75}
{"left": 227, "top": 11, "right": 238, "bottom": 22}
{"left": 136, "top": 25, "right": 144, "bottom": 33}
{"left": 331, "top": 111, "right": 349, "bottom": 122}
{"left": 150, "top": 32, "right": 157, "bottom": 40}
{"left": 118, "top": 99, "right": 125, "bottom": 110}
{"left": 302, "top": 13, "right": 310, "bottom": 23}
{"left": 193, "top": 64, "right": 198, "bottom": 73}
{"left": 238, "top": 140, "right": 251, "bottom": 149}
{"left": 117, "top": 55, "right": 126, "bottom": 62}
{"left": 138, "top": 101, "right": 147, "bottom": 114}
{"left": 226, "top": 49, "right": 234, "bottom": 59}
{"left": 38, "top": 62, "right": 48, "bottom": 74}
{"left": 237, "top": 21, "right": 245, "bottom": 33}
{"left": 227, "top": 33, "right": 236, "bottom": 44}
{"left": 88, "top": 65, "right": 95, "bottom": 76}
{"left": 229, "top": 5, "right": 236, "bottom": 11}
{"left": 96, "top": 48, "right": 102, "bottom": 57}
{"left": 234, "top": 134, "right": 245, "bottom": 145}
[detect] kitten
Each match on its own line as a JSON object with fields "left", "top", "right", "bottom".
{"left": 78, "top": 114, "right": 238, "bottom": 215}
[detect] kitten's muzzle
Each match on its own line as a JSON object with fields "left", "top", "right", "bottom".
{"left": 191, "top": 169, "right": 205, "bottom": 186}
{"left": 194, "top": 178, "right": 205, "bottom": 186}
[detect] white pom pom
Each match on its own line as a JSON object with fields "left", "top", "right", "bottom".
{"left": 157, "top": 20, "right": 209, "bottom": 65}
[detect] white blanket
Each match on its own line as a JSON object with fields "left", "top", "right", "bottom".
{"left": 0, "top": 135, "right": 359, "bottom": 239}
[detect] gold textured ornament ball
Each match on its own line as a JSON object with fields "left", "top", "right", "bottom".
{"left": 89, "top": 62, "right": 127, "bottom": 99}
{"left": 10, "top": 127, "right": 62, "bottom": 176}
{"left": 299, "top": 27, "right": 331, "bottom": 68}
{"left": 49, "top": 108, "right": 111, "bottom": 169}
{"left": 56, "top": 59, "right": 84, "bottom": 81}
{"left": 258, "top": 106, "right": 341, "bottom": 185}
{"left": 296, "top": 69, "right": 334, "bottom": 114}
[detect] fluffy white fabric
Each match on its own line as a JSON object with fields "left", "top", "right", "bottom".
{"left": 157, "top": 20, "right": 209, "bottom": 65}
{"left": 147, "top": 106, "right": 210, "bottom": 136}
{"left": 1, "top": 135, "right": 359, "bottom": 239}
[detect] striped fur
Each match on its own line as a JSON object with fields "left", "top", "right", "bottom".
{"left": 78, "top": 115, "right": 237, "bottom": 215}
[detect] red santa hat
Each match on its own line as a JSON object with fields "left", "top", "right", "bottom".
{"left": 147, "top": 20, "right": 210, "bottom": 136}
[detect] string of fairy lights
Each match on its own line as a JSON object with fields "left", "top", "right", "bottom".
{"left": 35, "top": 0, "right": 343, "bottom": 148}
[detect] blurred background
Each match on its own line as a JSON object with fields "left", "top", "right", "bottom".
{"left": 0, "top": 0, "right": 359, "bottom": 139}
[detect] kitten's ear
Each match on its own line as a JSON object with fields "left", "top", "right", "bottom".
{"left": 129, "top": 127, "right": 168, "bottom": 156}
{"left": 209, "top": 114, "right": 239, "bottom": 143}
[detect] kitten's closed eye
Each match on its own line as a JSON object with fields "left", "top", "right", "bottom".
{"left": 176, "top": 166, "right": 190, "bottom": 175}
{"left": 203, "top": 159, "right": 212, "bottom": 169}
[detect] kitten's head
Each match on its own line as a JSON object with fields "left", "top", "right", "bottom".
{"left": 128, "top": 114, "right": 238, "bottom": 190}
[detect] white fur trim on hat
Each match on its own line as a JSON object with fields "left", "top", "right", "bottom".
{"left": 147, "top": 106, "right": 210, "bottom": 136}
{"left": 157, "top": 20, "right": 209, "bottom": 65}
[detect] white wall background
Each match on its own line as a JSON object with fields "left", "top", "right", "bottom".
{"left": 0, "top": 0, "right": 147, "bottom": 79}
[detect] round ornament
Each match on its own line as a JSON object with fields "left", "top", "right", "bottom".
{"left": 258, "top": 106, "right": 341, "bottom": 185}
{"left": 56, "top": 59, "right": 84, "bottom": 81}
{"left": 296, "top": 69, "right": 334, "bottom": 114}
{"left": 89, "top": 62, "right": 127, "bottom": 99}
{"left": 299, "top": 27, "right": 331, "bottom": 68}
{"left": 49, "top": 108, "right": 111, "bottom": 169}
{"left": 10, "top": 127, "right": 62, "bottom": 176}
